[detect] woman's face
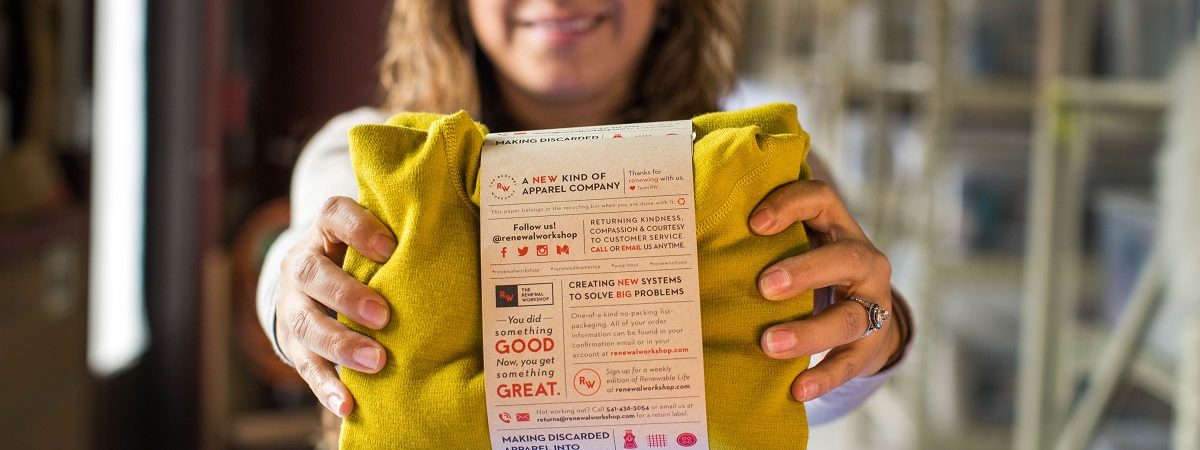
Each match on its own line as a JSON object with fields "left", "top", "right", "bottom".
{"left": 468, "top": 0, "right": 659, "bottom": 105}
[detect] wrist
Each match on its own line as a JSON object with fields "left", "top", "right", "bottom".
{"left": 878, "top": 287, "right": 912, "bottom": 372}
{"left": 273, "top": 304, "right": 294, "bottom": 367}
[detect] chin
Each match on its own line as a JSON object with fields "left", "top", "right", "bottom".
{"left": 528, "top": 73, "right": 606, "bottom": 103}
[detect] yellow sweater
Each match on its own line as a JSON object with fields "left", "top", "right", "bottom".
{"left": 341, "top": 103, "right": 813, "bottom": 449}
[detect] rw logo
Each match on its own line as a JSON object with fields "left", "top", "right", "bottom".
{"left": 489, "top": 175, "right": 517, "bottom": 200}
{"left": 496, "top": 285, "right": 518, "bottom": 308}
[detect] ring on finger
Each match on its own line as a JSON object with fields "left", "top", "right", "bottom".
{"left": 843, "top": 295, "right": 889, "bottom": 337}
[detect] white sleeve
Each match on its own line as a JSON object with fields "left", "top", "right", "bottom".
{"left": 805, "top": 287, "right": 914, "bottom": 425}
{"left": 256, "top": 108, "right": 390, "bottom": 361}
{"left": 804, "top": 363, "right": 898, "bottom": 425}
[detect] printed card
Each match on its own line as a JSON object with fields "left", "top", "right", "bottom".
{"left": 480, "top": 120, "right": 710, "bottom": 450}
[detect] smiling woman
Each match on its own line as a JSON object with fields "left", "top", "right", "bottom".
{"left": 258, "top": 1, "right": 913, "bottom": 447}
{"left": 467, "top": 0, "right": 659, "bottom": 127}
{"left": 379, "top": 0, "right": 741, "bottom": 131}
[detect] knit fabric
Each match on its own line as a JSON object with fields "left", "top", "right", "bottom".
{"left": 340, "top": 103, "right": 813, "bottom": 449}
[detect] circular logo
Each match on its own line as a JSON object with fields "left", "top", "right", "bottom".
{"left": 489, "top": 175, "right": 518, "bottom": 200}
{"left": 573, "top": 368, "right": 601, "bottom": 396}
{"left": 676, "top": 433, "right": 698, "bottom": 447}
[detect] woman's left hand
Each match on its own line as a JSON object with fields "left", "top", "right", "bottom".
{"left": 749, "top": 179, "right": 904, "bottom": 402}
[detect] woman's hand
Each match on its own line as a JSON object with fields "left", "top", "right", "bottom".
{"left": 750, "top": 180, "right": 905, "bottom": 402}
{"left": 275, "top": 196, "right": 396, "bottom": 417}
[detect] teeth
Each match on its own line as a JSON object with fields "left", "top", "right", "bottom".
{"left": 551, "top": 17, "right": 594, "bottom": 31}
{"left": 529, "top": 16, "right": 600, "bottom": 32}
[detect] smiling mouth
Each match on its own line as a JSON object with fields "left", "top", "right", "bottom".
{"left": 515, "top": 14, "right": 608, "bottom": 33}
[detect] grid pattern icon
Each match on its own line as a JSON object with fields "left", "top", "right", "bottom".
{"left": 647, "top": 434, "right": 668, "bottom": 448}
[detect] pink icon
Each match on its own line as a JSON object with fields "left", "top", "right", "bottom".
{"left": 623, "top": 429, "right": 637, "bottom": 449}
{"left": 647, "top": 433, "right": 668, "bottom": 447}
{"left": 676, "top": 433, "right": 698, "bottom": 447}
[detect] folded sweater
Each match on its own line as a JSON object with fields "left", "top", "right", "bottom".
{"left": 340, "top": 103, "right": 814, "bottom": 449}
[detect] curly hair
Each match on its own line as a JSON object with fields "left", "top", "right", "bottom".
{"left": 379, "top": 0, "right": 742, "bottom": 128}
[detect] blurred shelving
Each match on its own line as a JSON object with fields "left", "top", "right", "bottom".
{"left": 741, "top": 0, "right": 1198, "bottom": 449}
{"left": 0, "top": 208, "right": 90, "bottom": 450}
{"left": 0, "top": 0, "right": 93, "bottom": 447}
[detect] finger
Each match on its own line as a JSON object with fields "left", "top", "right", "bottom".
{"left": 760, "top": 300, "right": 874, "bottom": 360}
{"left": 791, "top": 345, "right": 877, "bottom": 402}
{"left": 316, "top": 196, "right": 395, "bottom": 263}
{"left": 748, "top": 180, "right": 865, "bottom": 240}
{"left": 292, "top": 350, "right": 356, "bottom": 417}
{"left": 758, "top": 239, "right": 891, "bottom": 300}
{"left": 284, "top": 248, "right": 390, "bottom": 329}
{"left": 285, "top": 298, "right": 387, "bottom": 374}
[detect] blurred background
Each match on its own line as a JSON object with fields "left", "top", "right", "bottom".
{"left": 0, "top": 0, "right": 1197, "bottom": 449}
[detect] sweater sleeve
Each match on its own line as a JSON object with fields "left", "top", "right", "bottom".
{"left": 256, "top": 108, "right": 389, "bottom": 361}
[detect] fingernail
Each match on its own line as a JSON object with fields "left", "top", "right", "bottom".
{"left": 800, "top": 380, "right": 819, "bottom": 401}
{"left": 327, "top": 393, "right": 346, "bottom": 417}
{"left": 359, "top": 299, "right": 389, "bottom": 328}
{"left": 353, "top": 346, "right": 383, "bottom": 371}
{"left": 750, "top": 208, "right": 776, "bottom": 231}
{"left": 764, "top": 330, "right": 797, "bottom": 353}
{"left": 370, "top": 233, "right": 395, "bottom": 260}
{"left": 760, "top": 270, "right": 791, "bottom": 296}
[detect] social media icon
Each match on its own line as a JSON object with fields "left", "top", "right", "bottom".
{"left": 500, "top": 247, "right": 508, "bottom": 258}
{"left": 517, "top": 246, "right": 529, "bottom": 256}
{"left": 556, "top": 244, "right": 570, "bottom": 255}
{"left": 536, "top": 245, "right": 549, "bottom": 256}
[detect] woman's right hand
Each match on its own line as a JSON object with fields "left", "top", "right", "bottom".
{"left": 275, "top": 196, "right": 396, "bottom": 417}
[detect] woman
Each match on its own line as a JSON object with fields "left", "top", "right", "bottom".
{"left": 257, "top": 0, "right": 912, "bottom": 426}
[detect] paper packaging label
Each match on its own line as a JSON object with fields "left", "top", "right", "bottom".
{"left": 480, "top": 120, "right": 710, "bottom": 450}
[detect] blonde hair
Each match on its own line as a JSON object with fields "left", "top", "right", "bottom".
{"left": 379, "top": 0, "right": 742, "bottom": 127}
